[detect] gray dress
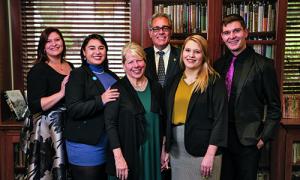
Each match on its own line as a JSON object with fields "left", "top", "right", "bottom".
{"left": 170, "top": 125, "right": 222, "bottom": 180}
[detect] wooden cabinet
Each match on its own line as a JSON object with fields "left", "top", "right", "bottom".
{"left": 0, "top": 123, "right": 24, "bottom": 180}
{"left": 272, "top": 118, "right": 300, "bottom": 180}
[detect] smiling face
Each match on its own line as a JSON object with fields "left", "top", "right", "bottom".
{"left": 149, "top": 17, "right": 172, "bottom": 50}
{"left": 221, "top": 21, "right": 248, "bottom": 56}
{"left": 45, "top": 32, "right": 64, "bottom": 58}
{"left": 182, "top": 40, "right": 204, "bottom": 71}
{"left": 123, "top": 50, "right": 146, "bottom": 80}
{"left": 83, "top": 39, "right": 106, "bottom": 65}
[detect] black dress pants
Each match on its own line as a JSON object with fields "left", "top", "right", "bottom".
{"left": 221, "top": 123, "right": 261, "bottom": 180}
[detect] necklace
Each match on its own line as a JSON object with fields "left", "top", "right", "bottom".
{"left": 92, "top": 71, "right": 105, "bottom": 75}
{"left": 132, "top": 78, "right": 148, "bottom": 91}
{"left": 47, "top": 61, "right": 64, "bottom": 72}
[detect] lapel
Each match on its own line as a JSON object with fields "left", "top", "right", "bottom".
{"left": 167, "top": 73, "right": 182, "bottom": 119}
{"left": 186, "top": 90, "right": 201, "bottom": 121}
{"left": 120, "top": 76, "right": 145, "bottom": 114}
{"left": 147, "top": 47, "right": 158, "bottom": 81}
{"left": 83, "top": 65, "right": 105, "bottom": 93}
{"left": 235, "top": 55, "right": 254, "bottom": 105}
{"left": 166, "top": 46, "right": 179, "bottom": 79}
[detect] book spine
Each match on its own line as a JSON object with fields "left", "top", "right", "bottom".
{"left": 258, "top": 2, "right": 264, "bottom": 32}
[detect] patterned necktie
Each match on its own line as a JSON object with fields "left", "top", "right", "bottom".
{"left": 157, "top": 51, "right": 165, "bottom": 86}
{"left": 225, "top": 56, "right": 237, "bottom": 99}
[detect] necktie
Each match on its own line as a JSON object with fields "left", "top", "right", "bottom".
{"left": 225, "top": 56, "right": 237, "bottom": 99}
{"left": 157, "top": 51, "right": 165, "bottom": 86}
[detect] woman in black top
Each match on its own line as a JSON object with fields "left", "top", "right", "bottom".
{"left": 27, "top": 27, "right": 73, "bottom": 180}
{"left": 64, "top": 34, "right": 119, "bottom": 180}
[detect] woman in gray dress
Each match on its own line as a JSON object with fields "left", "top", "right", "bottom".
{"left": 163, "top": 35, "right": 228, "bottom": 180}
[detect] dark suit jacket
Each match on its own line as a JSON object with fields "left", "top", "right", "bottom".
{"left": 165, "top": 73, "right": 228, "bottom": 156}
{"left": 214, "top": 46, "right": 282, "bottom": 146}
{"left": 144, "top": 45, "right": 181, "bottom": 87}
{"left": 64, "top": 64, "right": 118, "bottom": 145}
{"left": 105, "top": 76, "right": 163, "bottom": 179}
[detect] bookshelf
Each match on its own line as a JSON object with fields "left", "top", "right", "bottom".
{"left": 0, "top": 123, "right": 24, "bottom": 180}
{"left": 152, "top": 0, "right": 294, "bottom": 180}
{"left": 153, "top": 0, "right": 278, "bottom": 60}
{"left": 0, "top": 0, "right": 298, "bottom": 179}
{"left": 0, "top": 0, "right": 146, "bottom": 179}
{"left": 280, "top": 119, "right": 300, "bottom": 180}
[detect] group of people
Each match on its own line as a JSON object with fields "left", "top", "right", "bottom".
{"left": 25, "top": 12, "right": 281, "bottom": 180}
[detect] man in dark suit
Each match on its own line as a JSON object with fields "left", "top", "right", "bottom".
{"left": 144, "top": 13, "right": 181, "bottom": 88}
{"left": 144, "top": 13, "right": 180, "bottom": 180}
{"left": 214, "top": 14, "right": 282, "bottom": 180}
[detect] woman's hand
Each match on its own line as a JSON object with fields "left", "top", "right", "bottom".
{"left": 59, "top": 75, "right": 70, "bottom": 97}
{"left": 113, "top": 148, "right": 128, "bottom": 180}
{"left": 101, "top": 87, "right": 119, "bottom": 105}
{"left": 41, "top": 75, "right": 70, "bottom": 111}
{"left": 201, "top": 145, "right": 217, "bottom": 178}
{"left": 201, "top": 153, "right": 214, "bottom": 178}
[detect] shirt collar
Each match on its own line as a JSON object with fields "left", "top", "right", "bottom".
{"left": 154, "top": 44, "right": 171, "bottom": 55}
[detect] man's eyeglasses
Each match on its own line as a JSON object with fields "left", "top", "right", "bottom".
{"left": 150, "top": 26, "right": 171, "bottom": 33}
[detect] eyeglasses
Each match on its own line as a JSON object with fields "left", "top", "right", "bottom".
{"left": 150, "top": 26, "right": 171, "bottom": 33}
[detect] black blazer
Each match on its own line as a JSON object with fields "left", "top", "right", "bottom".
{"left": 64, "top": 64, "right": 118, "bottom": 145}
{"left": 214, "top": 47, "right": 282, "bottom": 146}
{"left": 105, "top": 76, "right": 163, "bottom": 179}
{"left": 165, "top": 73, "right": 228, "bottom": 156}
{"left": 144, "top": 45, "right": 181, "bottom": 87}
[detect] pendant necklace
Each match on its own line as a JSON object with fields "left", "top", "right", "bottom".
{"left": 92, "top": 71, "right": 105, "bottom": 75}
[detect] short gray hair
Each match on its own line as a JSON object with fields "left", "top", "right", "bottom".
{"left": 148, "top": 13, "right": 172, "bottom": 29}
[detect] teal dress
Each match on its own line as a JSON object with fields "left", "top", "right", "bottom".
{"left": 137, "top": 84, "right": 161, "bottom": 180}
{"left": 108, "top": 83, "right": 161, "bottom": 180}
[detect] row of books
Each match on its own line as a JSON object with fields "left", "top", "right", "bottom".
{"left": 293, "top": 143, "right": 300, "bottom": 164}
{"left": 154, "top": 3, "right": 208, "bottom": 34}
{"left": 252, "top": 44, "right": 274, "bottom": 59}
{"left": 154, "top": 0, "right": 276, "bottom": 34}
{"left": 282, "top": 94, "right": 300, "bottom": 118}
{"left": 223, "top": 1, "right": 276, "bottom": 33}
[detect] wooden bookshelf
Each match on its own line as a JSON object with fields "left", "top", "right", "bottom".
{"left": 0, "top": 123, "right": 23, "bottom": 180}
{"left": 152, "top": 0, "right": 291, "bottom": 179}
{"left": 0, "top": 0, "right": 297, "bottom": 179}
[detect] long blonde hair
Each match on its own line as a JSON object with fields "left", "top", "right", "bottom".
{"left": 180, "top": 35, "right": 219, "bottom": 93}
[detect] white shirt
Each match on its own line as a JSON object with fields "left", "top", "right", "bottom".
{"left": 154, "top": 44, "right": 171, "bottom": 74}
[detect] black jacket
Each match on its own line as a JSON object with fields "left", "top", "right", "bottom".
{"left": 144, "top": 45, "right": 181, "bottom": 87}
{"left": 105, "top": 76, "right": 163, "bottom": 179}
{"left": 214, "top": 46, "right": 282, "bottom": 145}
{"left": 165, "top": 72, "right": 228, "bottom": 156}
{"left": 64, "top": 64, "right": 118, "bottom": 145}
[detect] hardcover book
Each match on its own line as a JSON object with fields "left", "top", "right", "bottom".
{"left": 3, "top": 90, "right": 30, "bottom": 121}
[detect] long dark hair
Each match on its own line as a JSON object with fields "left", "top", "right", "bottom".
{"left": 36, "top": 27, "right": 66, "bottom": 64}
{"left": 80, "top": 34, "right": 109, "bottom": 69}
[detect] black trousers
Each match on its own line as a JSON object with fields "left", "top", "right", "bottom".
{"left": 221, "top": 123, "right": 261, "bottom": 180}
{"left": 69, "top": 163, "right": 107, "bottom": 180}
